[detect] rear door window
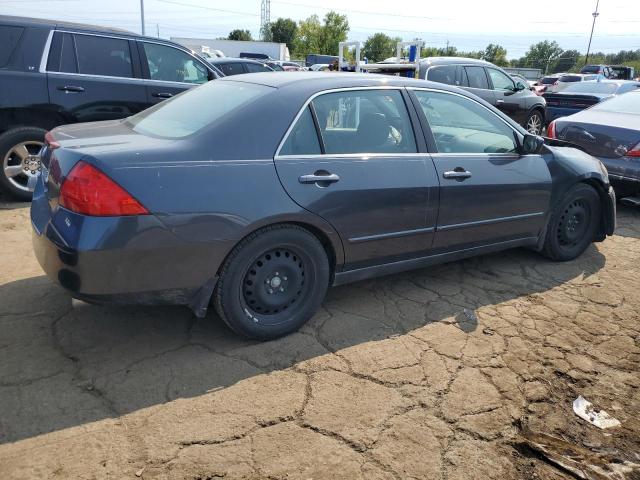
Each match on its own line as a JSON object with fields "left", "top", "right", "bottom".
{"left": 0, "top": 25, "right": 24, "bottom": 67}
{"left": 427, "top": 65, "right": 457, "bottom": 85}
{"left": 465, "top": 66, "right": 489, "bottom": 89}
{"left": 218, "top": 62, "right": 245, "bottom": 76}
{"left": 73, "top": 34, "right": 133, "bottom": 78}
{"left": 309, "top": 89, "right": 417, "bottom": 155}
{"left": 245, "top": 62, "right": 272, "bottom": 73}
{"left": 279, "top": 107, "right": 321, "bottom": 155}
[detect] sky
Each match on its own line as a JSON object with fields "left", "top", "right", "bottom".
{"left": 2, "top": 0, "right": 639, "bottom": 58}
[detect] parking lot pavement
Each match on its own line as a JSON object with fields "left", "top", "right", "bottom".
{"left": 0, "top": 199, "right": 639, "bottom": 480}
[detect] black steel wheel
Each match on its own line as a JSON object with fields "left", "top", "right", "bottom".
{"left": 542, "top": 183, "right": 601, "bottom": 261}
{"left": 213, "top": 225, "right": 330, "bottom": 340}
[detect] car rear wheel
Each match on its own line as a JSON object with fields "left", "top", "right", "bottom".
{"left": 213, "top": 225, "right": 330, "bottom": 340}
{"left": 541, "top": 183, "right": 601, "bottom": 261}
{"left": 0, "top": 127, "right": 47, "bottom": 201}
{"left": 525, "top": 110, "right": 544, "bottom": 135}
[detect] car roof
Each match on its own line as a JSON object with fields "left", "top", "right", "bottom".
{"left": 419, "top": 57, "right": 494, "bottom": 67}
{"left": 208, "top": 57, "right": 268, "bottom": 65}
{"left": 0, "top": 14, "right": 194, "bottom": 47}
{"left": 219, "top": 71, "right": 475, "bottom": 92}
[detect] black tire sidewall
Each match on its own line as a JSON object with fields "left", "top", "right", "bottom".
{"left": 544, "top": 184, "right": 601, "bottom": 261}
{"left": 214, "top": 227, "right": 330, "bottom": 340}
{"left": 0, "top": 127, "right": 47, "bottom": 201}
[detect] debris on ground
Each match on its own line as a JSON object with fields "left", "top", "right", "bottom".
{"left": 573, "top": 396, "right": 621, "bottom": 429}
{"left": 520, "top": 430, "right": 639, "bottom": 480}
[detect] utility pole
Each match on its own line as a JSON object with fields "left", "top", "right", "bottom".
{"left": 260, "top": 0, "right": 271, "bottom": 40}
{"left": 156, "top": 23, "right": 159, "bottom": 38}
{"left": 140, "top": 0, "right": 146, "bottom": 36}
{"left": 446, "top": 40, "right": 450, "bottom": 55}
{"left": 585, "top": 0, "right": 600, "bottom": 65}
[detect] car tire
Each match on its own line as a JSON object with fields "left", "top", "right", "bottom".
{"left": 524, "top": 110, "right": 544, "bottom": 135}
{"left": 541, "top": 183, "right": 601, "bottom": 262}
{"left": 213, "top": 224, "right": 330, "bottom": 340}
{"left": 0, "top": 127, "right": 47, "bottom": 201}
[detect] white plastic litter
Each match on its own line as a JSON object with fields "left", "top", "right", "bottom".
{"left": 573, "top": 395, "right": 621, "bottom": 429}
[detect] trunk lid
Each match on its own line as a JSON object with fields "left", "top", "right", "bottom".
{"left": 542, "top": 92, "right": 606, "bottom": 112}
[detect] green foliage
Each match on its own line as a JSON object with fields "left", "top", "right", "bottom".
{"left": 512, "top": 40, "right": 563, "bottom": 73}
{"left": 481, "top": 44, "right": 508, "bottom": 67}
{"left": 227, "top": 29, "right": 252, "bottom": 41}
{"left": 293, "top": 15, "right": 322, "bottom": 58}
{"left": 268, "top": 18, "right": 298, "bottom": 53}
{"left": 362, "top": 33, "right": 402, "bottom": 62}
{"left": 552, "top": 49, "right": 580, "bottom": 73}
{"left": 317, "top": 12, "right": 350, "bottom": 56}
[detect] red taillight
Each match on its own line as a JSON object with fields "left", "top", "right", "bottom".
{"left": 59, "top": 161, "right": 149, "bottom": 216}
{"left": 627, "top": 142, "right": 640, "bottom": 157}
{"left": 44, "top": 131, "right": 60, "bottom": 150}
{"left": 547, "top": 121, "right": 557, "bottom": 139}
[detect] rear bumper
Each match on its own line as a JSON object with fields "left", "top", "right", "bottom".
{"left": 598, "top": 156, "right": 640, "bottom": 193}
{"left": 30, "top": 175, "right": 219, "bottom": 308}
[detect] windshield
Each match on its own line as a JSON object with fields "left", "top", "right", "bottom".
{"left": 127, "top": 81, "right": 271, "bottom": 139}
{"left": 540, "top": 77, "right": 558, "bottom": 85}
{"left": 563, "top": 82, "right": 619, "bottom": 94}
{"left": 592, "top": 91, "right": 640, "bottom": 114}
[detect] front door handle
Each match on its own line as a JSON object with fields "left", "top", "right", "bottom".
{"left": 299, "top": 173, "right": 340, "bottom": 184}
{"left": 57, "top": 85, "right": 84, "bottom": 93}
{"left": 152, "top": 92, "right": 173, "bottom": 98}
{"left": 443, "top": 169, "right": 472, "bottom": 181}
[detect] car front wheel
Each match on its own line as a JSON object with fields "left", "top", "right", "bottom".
{"left": 213, "top": 224, "right": 330, "bottom": 340}
{"left": 0, "top": 127, "right": 47, "bottom": 201}
{"left": 524, "top": 110, "right": 544, "bottom": 135}
{"left": 541, "top": 183, "right": 602, "bottom": 261}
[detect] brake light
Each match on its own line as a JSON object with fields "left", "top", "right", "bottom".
{"left": 547, "top": 121, "right": 557, "bottom": 139}
{"left": 44, "top": 131, "right": 60, "bottom": 150}
{"left": 60, "top": 161, "right": 149, "bottom": 216}
{"left": 627, "top": 142, "right": 640, "bottom": 157}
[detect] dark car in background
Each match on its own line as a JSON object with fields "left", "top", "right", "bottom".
{"left": 305, "top": 54, "right": 338, "bottom": 68}
{"left": 31, "top": 72, "right": 615, "bottom": 340}
{"left": 208, "top": 57, "right": 274, "bottom": 76}
{"left": 610, "top": 65, "right": 635, "bottom": 80}
{"left": 580, "top": 64, "right": 612, "bottom": 78}
{"left": 418, "top": 58, "right": 547, "bottom": 135}
{"left": 0, "top": 15, "right": 220, "bottom": 200}
{"left": 543, "top": 80, "right": 640, "bottom": 122}
{"left": 548, "top": 90, "right": 640, "bottom": 200}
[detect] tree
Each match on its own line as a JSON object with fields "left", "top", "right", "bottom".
{"left": 293, "top": 15, "right": 322, "bottom": 58}
{"left": 269, "top": 18, "right": 298, "bottom": 53}
{"left": 228, "top": 29, "right": 252, "bottom": 41}
{"left": 481, "top": 44, "right": 508, "bottom": 67}
{"left": 362, "top": 33, "right": 401, "bottom": 62}
{"left": 552, "top": 49, "right": 580, "bottom": 73}
{"left": 318, "top": 11, "right": 350, "bottom": 56}
{"left": 518, "top": 40, "right": 563, "bottom": 73}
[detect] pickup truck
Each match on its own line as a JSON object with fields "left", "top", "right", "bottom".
{"left": 0, "top": 15, "right": 221, "bottom": 200}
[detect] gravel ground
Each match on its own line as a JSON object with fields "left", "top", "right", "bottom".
{"left": 1, "top": 198, "right": 639, "bottom": 479}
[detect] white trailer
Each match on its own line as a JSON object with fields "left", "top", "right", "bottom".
{"left": 337, "top": 40, "right": 425, "bottom": 77}
{"left": 171, "top": 37, "right": 290, "bottom": 61}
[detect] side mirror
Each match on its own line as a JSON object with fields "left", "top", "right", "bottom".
{"left": 521, "top": 134, "right": 544, "bottom": 155}
{"left": 515, "top": 82, "right": 526, "bottom": 91}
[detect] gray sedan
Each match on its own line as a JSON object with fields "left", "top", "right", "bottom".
{"left": 31, "top": 73, "right": 616, "bottom": 339}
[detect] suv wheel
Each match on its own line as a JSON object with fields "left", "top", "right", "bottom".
{"left": 525, "top": 110, "right": 544, "bottom": 135}
{"left": 0, "top": 127, "right": 47, "bottom": 201}
{"left": 213, "top": 225, "right": 330, "bottom": 340}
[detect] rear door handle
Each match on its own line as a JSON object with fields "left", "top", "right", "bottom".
{"left": 299, "top": 173, "right": 340, "bottom": 184}
{"left": 443, "top": 169, "right": 472, "bottom": 180}
{"left": 57, "top": 85, "right": 84, "bottom": 93}
{"left": 152, "top": 92, "right": 173, "bottom": 98}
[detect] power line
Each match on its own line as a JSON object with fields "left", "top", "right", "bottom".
{"left": 156, "top": 0, "right": 259, "bottom": 17}
{"left": 272, "top": 0, "right": 452, "bottom": 20}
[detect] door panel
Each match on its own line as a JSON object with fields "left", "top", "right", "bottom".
{"left": 46, "top": 33, "right": 147, "bottom": 123}
{"left": 486, "top": 67, "right": 524, "bottom": 123}
{"left": 462, "top": 66, "right": 496, "bottom": 105}
{"left": 411, "top": 89, "right": 551, "bottom": 251}
{"left": 275, "top": 90, "right": 438, "bottom": 269}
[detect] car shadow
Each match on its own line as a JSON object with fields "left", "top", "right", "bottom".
{"left": 615, "top": 204, "right": 640, "bottom": 239}
{"left": 0, "top": 242, "right": 606, "bottom": 444}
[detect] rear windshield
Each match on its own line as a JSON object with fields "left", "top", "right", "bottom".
{"left": 563, "top": 82, "right": 618, "bottom": 94}
{"left": 127, "top": 81, "right": 271, "bottom": 139}
{"left": 581, "top": 66, "right": 602, "bottom": 73}
{"left": 559, "top": 75, "right": 582, "bottom": 82}
{"left": 540, "top": 77, "right": 558, "bottom": 85}
{"left": 592, "top": 91, "right": 640, "bottom": 114}
{"left": 0, "top": 25, "right": 24, "bottom": 67}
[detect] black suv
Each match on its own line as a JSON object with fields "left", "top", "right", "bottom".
{"left": 417, "top": 58, "right": 547, "bottom": 136}
{"left": 0, "top": 15, "right": 221, "bottom": 200}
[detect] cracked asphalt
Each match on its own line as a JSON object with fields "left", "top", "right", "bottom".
{"left": 1, "top": 197, "right": 639, "bottom": 479}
